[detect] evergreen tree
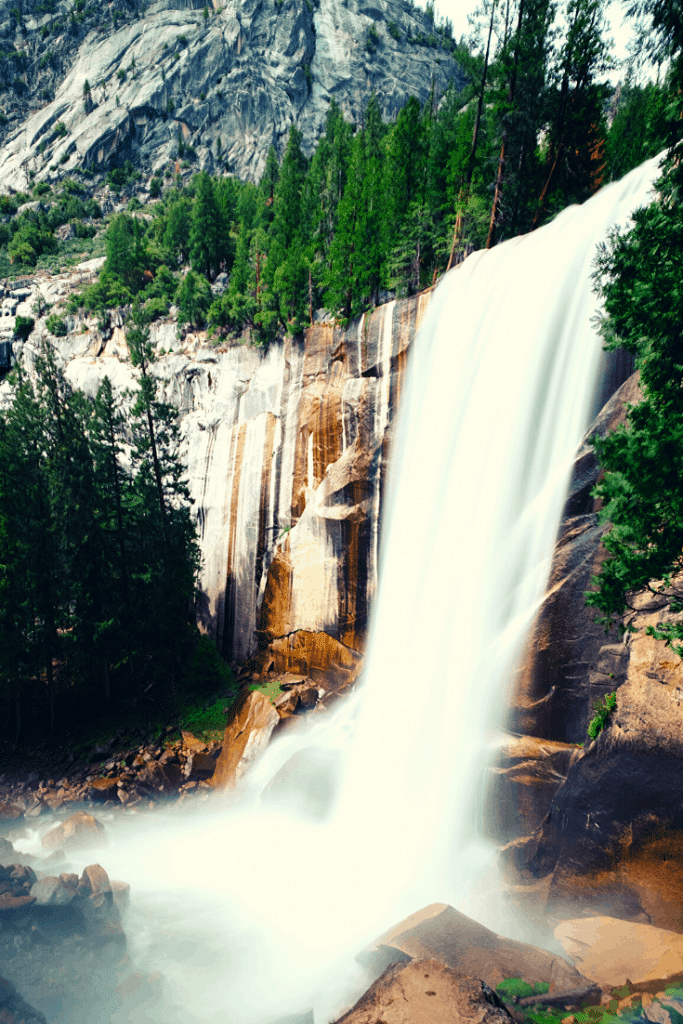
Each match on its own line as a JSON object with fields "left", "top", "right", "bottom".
{"left": 190, "top": 171, "right": 225, "bottom": 279}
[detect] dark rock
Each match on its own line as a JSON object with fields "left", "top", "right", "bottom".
{"left": 90, "top": 777, "right": 120, "bottom": 800}
{"left": 0, "top": 974, "right": 47, "bottom": 1024}
{"left": 184, "top": 752, "right": 215, "bottom": 780}
{"left": 30, "top": 876, "right": 76, "bottom": 907}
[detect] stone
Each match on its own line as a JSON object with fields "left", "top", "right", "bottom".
{"left": 0, "top": 892, "right": 35, "bottom": 912}
{"left": 41, "top": 810, "right": 106, "bottom": 851}
{"left": 332, "top": 959, "right": 514, "bottom": 1024}
{"left": 358, "top": 904, "right": 592, "bottom": 993}
{"left": 181, "top": 731, "right": 207, "bottom": 752}
{"left": 0, "top": 803, "right": 22, "bottom": 822}
{"left": 184, "top": 752, "right": 216, "bottom": 780}
{"left": 0, "top": 839, "right": 14, "bottom": 864}
{"left": 554, "top": 917, "right": 683, "bottom": 991}
{"left": 211, "top": 690, "right": 280, "bottom": 790}
{"left": 90, "top": 777, "right": 120, "bottom": 800}
{"left": 111, "top": 880, "right": 131, "bottom": 912}
{"left": 29, "top": 876, "right": 75, "bottom": 907}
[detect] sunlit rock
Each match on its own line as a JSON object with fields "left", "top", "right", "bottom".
{"left": 358, "top": 903, "right": 591, "bottom": 992}
{"left": 212, "top": 689, "right": 280, "bottom": 789}
{"left": 41, "top": 810, "right": 106, "bottom": 851}
{"left": 555, "top": 917, "right": 683, "bottom": 990}
{"left": 332, "top": 959, "right": 514, "bottom": 1024}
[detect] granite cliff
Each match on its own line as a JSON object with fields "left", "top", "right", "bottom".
{"left": 0, "top": 0, "right": 464, "bottom": 189}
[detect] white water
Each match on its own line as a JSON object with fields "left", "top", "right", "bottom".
{"left": 17, "top": 156, "right": 662, "bottom": 1024}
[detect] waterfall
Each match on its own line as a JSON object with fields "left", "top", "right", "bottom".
{"left": 20, "top": 155, "right": 662, "bottom": 1024}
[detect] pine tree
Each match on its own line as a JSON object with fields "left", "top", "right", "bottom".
{"left": 190, "top": 171, "right": 224, "bottom": 279}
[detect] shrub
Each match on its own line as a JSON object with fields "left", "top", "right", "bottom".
{"left": 587, "top": 692, "right": 616, "bottom": 740}
{"left": 33, "top": 181, "right": 51, "bottom": 196}
{"left": 54, "top": 121, "right": 67, "bottom": 137}
{"left": 149, "top": 176, "right": 162, "bottom": 198}
{"left": 366, "top": 22, "right": 380, "bottom": 51}
{"left": 59, "top": 152, "right": 70, "bottom": 164}
{"left": 387, "top": 19, "right": 400, "bottom": 39}
{"left": 13, "top": 315, "right": 35, "bottom": 340}
{"left": 45, "top": 313, "right": 68, "bottom": 336}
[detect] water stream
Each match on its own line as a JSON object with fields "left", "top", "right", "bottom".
{"left": 17, "top": 155, "right": 662, "bottom": 1024}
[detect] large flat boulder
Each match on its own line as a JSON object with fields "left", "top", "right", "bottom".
{"left": 554, "top": 917, "right": 683, "bottom": 991}
{"left": 211, "top": 690, "right": 280, "bottom": 790}
{"left": 333, "top": 959, "right": 514, "bottom": 1024}
{"left": 357, "top": 904, "right": 592, "bottom": 992}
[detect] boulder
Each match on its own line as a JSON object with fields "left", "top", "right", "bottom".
{"left": 0, "top": 838, "right": 14, "bottom": 864}
{"left": 0, "top": 802, "right": 22, "bottom": 823}
{"left": 554, "top": 917, "right": 683, "bottom": 991}
{"left": 184, "top": 752, "right": 215, "bottom": 781}
{"left": 29, "top": 876, "right": 75, "bottom": 907}
{"left": 111, "top": 880, "right": 131, "bottom": 912}
{"left": 181, "top": 731, "right": 207, "bottom": 752}
{"left": 90, "top": 777, "right": 120, "bottom": 800}
{"left": 41, "top": 811, "right": 106, "bottom": 851}
{"left": 211, "top": 690, "right": 280, "bottom": 790}
{"left": 74, "top": 863, "right": 125, "bottom": 945}
{"left": 358, "top": 904, "right": 592, "bottom": 992}
{"left": 332, "top": 959, "right": 514, "bottom": 1024}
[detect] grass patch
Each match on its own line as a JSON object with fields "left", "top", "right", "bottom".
{"left": 247, "top": 678, "right": 283, "bottom": 703}
{"left": 497, "top": 980, "right": 550, "bottom": 1001}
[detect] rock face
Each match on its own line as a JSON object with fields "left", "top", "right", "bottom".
{"left": 333, "top": 959, "right": 515, "bottom": 1024}
{"left": 56, "top": 288, "right": 431, "bottom": 672}
{"left": 0, "top": 976, "right": 47, "bottom": 1024}
{"left": 0, "top": 0, "right": 464, "bottom": 190}
{"left": 509, "top": 371, "right": 642, "bottom": 745}
{"left": 358, "top": 903, "right": 592, "bottom": 992}
{"left": 502, "top": 369, "right": 683, "bottom": 931}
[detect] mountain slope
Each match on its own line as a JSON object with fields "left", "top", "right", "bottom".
{"left": 0, "top": 0, "right": 465, "bottom": 189}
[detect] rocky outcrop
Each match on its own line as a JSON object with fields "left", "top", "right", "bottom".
{"left": 0, "top": 976, "right": 47, "bottom": 1024}
{"left": 332, "top": 959, "right": 515, "bottom": 1024}
{"left": 357, "top": 903, "right": 593, "bottom": 993}
{"left": 0, "top": 0, "right": 464, "bottom": 190}
{"left": 502, "top": 369, "right": 683, "bottom": 931}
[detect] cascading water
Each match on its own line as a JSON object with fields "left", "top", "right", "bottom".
{"left": 15, "top": 155, "right": 662, "bottom": 1024}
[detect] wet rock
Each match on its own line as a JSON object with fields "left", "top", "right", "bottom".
{"left": 358, "top": 903, "right": 591, "bottom": 992}
{"left": 485, "top": 736, "right": 581, "bottom": 843}
{"left": 41, "top": 810, "right": 106, "bottom": 851}
{"left": 510, "top": 372, "right": 641, "bottom": 743}
{"left": 212, "top": 690, "right": 280, "bottom": 790}
{"left": 333, "top": 959, "right": 514, "bottom": 1024}
{"left": 111, "top": 880, "right": 131, "bottom": 912}
{"left": 29, "top": 876, "right": 76, "bottom": 907}
{"left": 555, "top": 917, "right": 683, "bottom": 991}
{"left": 0, "top": 837, "right": 14, "bottom": 864}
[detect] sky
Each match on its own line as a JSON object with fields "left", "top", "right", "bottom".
{"left": 413, "top": 0, "right": 640, "bottom": 85}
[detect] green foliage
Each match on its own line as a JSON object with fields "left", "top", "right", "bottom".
{"left": 176, "top": 269, "right": 212, "bottom": 327}
{"left": 54, "top": 121, "right": 67, "bottom": 137}
{"left": 13, "top": 315, "right": 34, "bottom": 340}
{"left": 496, "top": 980, "right": 550, "bottom": 1001}
{"left": 587, "top": 692, "right": 616, "bottom": 740}
{"left": 366, "top": 22, "right": 380, "bottom": 52}
{"left": 185, "top": 635, "right": 235, "bottom": 697}
{"left": 0, "top": 340, "right": 200, "bottom": 737}
{"left": 45, "top": 313, "right": 68, "bottom": 336}
{"left": 387, "top": 19, "right": 400, "bottom": 39}
{"left": 587, "top": 9, "right": 683, "bottom": 654}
